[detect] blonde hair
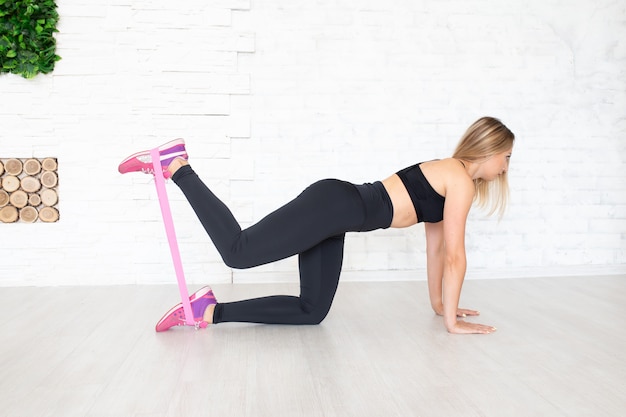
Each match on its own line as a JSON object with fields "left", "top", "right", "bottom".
{"left": 452, "top": 117, "right": 515, "bottom": 217}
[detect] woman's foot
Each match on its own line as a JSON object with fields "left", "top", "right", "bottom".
{"left": 155, "top": 286, "right": 217, "bottom": 332}
{"left": 118, "top": 138, "right": 188, "bottom": 179}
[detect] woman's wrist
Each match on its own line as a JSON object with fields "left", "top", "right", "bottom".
{"left": 431, "top": 301, "right": 444, "bottom": 315}
{"left": 444, "top": 317, "right": 457, "bottom": 329}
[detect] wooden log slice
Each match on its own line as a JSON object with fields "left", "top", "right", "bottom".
{"left": 23, "top": 159, "right": 42, "bottom": 175}
{"left": 9, "top": 190, "right": 28, "bottom": 208}
{"left": 28, "top": 193, "right": 42, "bottom": 206}
{"left": 0, "top": 160, "right": 4, "bottom": 176}
{"left": 0, "top": 190, "right": 8, "bottom": 207}
{"left": 0, "top": 206, "right": 18, "bottom": 223}
{"left": 39, "top": 206, "right": 59, "bottom": 222}
{"left": 20, "top": 176, "right": 41, "bottom": 193}
{"left": 40, "top": 171, "right": 58, "bottom": 188}
{"left": 4, "top": 159, "right": 23, "bottom": 175}
{"left": 41, "top": 158, "right": 58, "bottom": 171}
{"left": 19, "top": 206, "right": 38, "bottom": 223}
{"left": 2, "top": 176, "right": 20, "bottom": 192}
{"left": 41, "top": 188, "right": 58, "bottom": 206}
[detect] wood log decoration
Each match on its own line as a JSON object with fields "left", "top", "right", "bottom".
{"left": 0, "top": 206, "right": 18, "bottom": 223}
{"left": 40, "top": 189, "right": 58, "bottom": 207}
{"left": 42, "top": 158, "right": 57, "bottom": 172}
{"left": 9, "top": 190, "right": 28, "bottom": 208}
{"left": 20, "top": 206, "right": 38, "bottom": 223}
{"left": 0, "top": 157, "right": 59, "bottom": 223}
{"left": 23, "top": 159, "right": 41, "bottom": 176}
{"left": 2, "top": 176, "right": 20, "bottom": 192}
{"left": 5, "top": 159, "right": 22, "bottom": 175}
{"left": 39, "top": 207, "right": 59, "bottom": 223}
{"left": 40, "top": 171, "right": 57, "bottom": 188}
{"left": 0, "top": 190, "right": 8, "bottom": 207}
{"left": 21, "top": 176, "right": 41, "bottom": 193}
{"left": 28, "top": 194, "right": 41, "bottom": 206}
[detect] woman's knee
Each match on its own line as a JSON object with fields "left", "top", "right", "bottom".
{"left": 221, "top": 255, "right": 253, "bottom": 269}
{"left": 220, "top": 249, "right": 258, "bottom": 269}
{"left": 299, "top": 311, "right": 328, "bottom": 325}
{"left": 300, "top": 298, "right": 332, "bottom": 325}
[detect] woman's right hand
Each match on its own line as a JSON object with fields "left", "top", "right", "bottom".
{"left": 446, "top": 320, "right": 497, "bottom": 334}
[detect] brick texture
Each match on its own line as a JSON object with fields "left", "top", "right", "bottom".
{"left": 0, "top": 0, "right": 624, "bottom": 286}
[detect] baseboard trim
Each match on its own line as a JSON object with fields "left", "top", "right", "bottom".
{"left": 1, "top": 265, "right": 623, "bottom": 287}
{"left": 233, "top": 265, "right": 626, "bottom": 284}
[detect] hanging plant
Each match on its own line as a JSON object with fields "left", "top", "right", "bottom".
{"left": 0, "top": 0, "right": 61, "bottom": 79}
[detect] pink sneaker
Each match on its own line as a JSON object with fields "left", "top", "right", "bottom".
{"left": 118, "top": 139, "right": 188, "bottom": 179}
{"left": 155, "top": 286, "right": 217, "bottom": 332}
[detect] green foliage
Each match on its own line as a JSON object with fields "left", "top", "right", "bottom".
{"left": 0, "top": 0, "right": 61, "bottom": 79}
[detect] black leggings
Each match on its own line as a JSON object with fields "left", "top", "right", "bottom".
{"left": 172, "top": 165, "right": 393, "bottom": 325}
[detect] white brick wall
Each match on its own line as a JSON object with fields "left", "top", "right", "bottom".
{"left": 0, "top": 0, "right": 624, "bottom": 286}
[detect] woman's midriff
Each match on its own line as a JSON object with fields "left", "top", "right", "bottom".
{"left": 381, "top": 174, "right": 418, "bottom": 228}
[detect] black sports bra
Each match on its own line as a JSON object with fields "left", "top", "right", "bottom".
{"left": 396, "top": 162, "right": 445, "bottom": 223}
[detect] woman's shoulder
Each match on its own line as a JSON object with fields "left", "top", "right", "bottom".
{"left": 421, "top": 157, "right": 461, "bottom": 168}
{"left": 420, "top": 158, "right": 474, "bottom": 197}
{"left": 418, "top": 158, "right": 465, "bottom": 175}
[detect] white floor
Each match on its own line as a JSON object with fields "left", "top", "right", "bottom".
{"left": 1, "top": 276, "right": 625, "bottom": 417}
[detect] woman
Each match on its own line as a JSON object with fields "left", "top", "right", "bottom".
{"left": 119, "top": 117, "right": 514, "bottom": 334}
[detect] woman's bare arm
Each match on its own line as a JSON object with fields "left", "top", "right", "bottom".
{"left": 425, "top": 222, "right": 444, "bottom": 314}
{"left": 440, "top": 170, "right": 495, "bottom": 334}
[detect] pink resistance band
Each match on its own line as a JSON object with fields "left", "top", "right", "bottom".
{"left": 150, "top": 148, "right": 195, "bottom": 326}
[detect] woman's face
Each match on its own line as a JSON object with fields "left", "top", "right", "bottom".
{"left": 481, "top": 148, "right": 512, "bottom": 181}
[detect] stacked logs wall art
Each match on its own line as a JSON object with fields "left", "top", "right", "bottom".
{"left": 0, "top": 158, "right": 59, "bottom": 223}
